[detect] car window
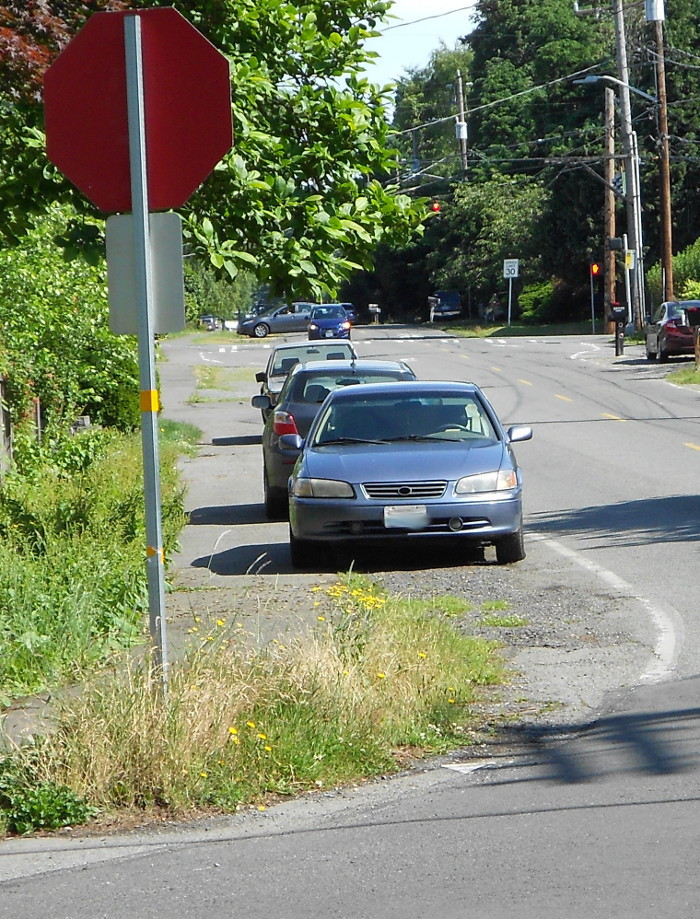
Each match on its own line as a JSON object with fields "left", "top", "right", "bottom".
{"left": 310, "top": 306, "right": 346, "bottom": 319}
{"left": 286, "top": 372, "right": 407, "bottom": 404}
{"left": 313, "top": 395, "right": 498, "bottom": 443}
{"left": 653, "top": 305, "right": 666, "bottom": 323}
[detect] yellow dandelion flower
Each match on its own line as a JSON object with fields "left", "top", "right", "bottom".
{"left": 257, "top": 805, "right": 266, "bottom": 811}
{"left": 377, "top": 672, "right": 386, "bottom": 679}
{"left": 200, "top": 772, "right": 208, "bottom": 778}
{"left": 257, "top": 733, "right": 267, "bottom": 740}
{"left": 228, "top": 727, "right": 238, "bottom": 735}
{"left": 418, "top": 651, "right": 427, "bottom": 659}
{"left": 216, "top": 619, "right": 225, "bottom": 627}
{"left": 317, "top": 615, "right": 326, "bottom": 621}
{"left": 264, "top": 745, "right": 272, "bottom": 752}
{"left": 246, "top": 721, "right": 256, "bottom": 728}
{"left": 194, "top": 616, "right": 201, "bottom": 623}
{"left": 449, "top": 698, "right": 455, "bottom": 704}
{"left": 312, "top": 586, "right": 322, "bottom": 592}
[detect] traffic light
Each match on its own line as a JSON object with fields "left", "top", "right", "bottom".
{"left": 590, "top": 262, "right": 601, "bottom": 277}
{"left": 612, "top": 171, "right": 626, "bottom": 196}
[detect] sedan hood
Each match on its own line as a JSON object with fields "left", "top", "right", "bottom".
{"left": 304, "top": 440, "right": 509, "bottom": 483}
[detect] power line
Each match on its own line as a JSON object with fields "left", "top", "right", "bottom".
{"left": 389, "top": 61, "right": 613, "bottom": 135}
{"left": 380, "top": 3, "right": 478, "bottom": 33}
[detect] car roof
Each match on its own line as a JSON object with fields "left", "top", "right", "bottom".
{"left": 323, "top": 379, "right": 479, "bottom": 402}
{"left": 269, "top": 340, "right": 354, "bottom": 355}
{"left": 289, "top": 359, "right": 411, "bottom": 375}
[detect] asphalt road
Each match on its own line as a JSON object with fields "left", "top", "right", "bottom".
{"left": 2, "top": 325, "right": 700, "bottom": 916}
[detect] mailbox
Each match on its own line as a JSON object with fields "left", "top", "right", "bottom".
{"left": 610, "top": 305, "right": 627, "bottom": 324}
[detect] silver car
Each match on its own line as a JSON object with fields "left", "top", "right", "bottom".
{"left": 253, "top": 359, "right": 416, "bottom": 518}
{"left": 238, "top": 304, "right": 311, "bottom": 338}
{"left": 254, "top": 340, "right": 358, "bottom": 421}
{"left": 283, "top": 380, "right": 532, "bottom": 567}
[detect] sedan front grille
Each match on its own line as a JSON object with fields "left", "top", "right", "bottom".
{"left": 362, "top": 480, "right": 447, "bottom": 500}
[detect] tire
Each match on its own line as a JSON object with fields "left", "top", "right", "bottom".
{"left": 657, "top": 346, "right": 668, "bottom": 363}
{"left": 495, "top": 525, "right": 526, "bottom": 564}
{"left": 253, "top": 323, "right": 270, "bottom": 339}
{"left": 289, "top": 527, "right": 315, "bottom": 568}
{"left": 264, "top": 467, "right": 288, "bottom": 520}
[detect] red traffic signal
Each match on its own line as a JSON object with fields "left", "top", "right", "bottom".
{"left": 590, "top": 262, "right": 601, "bottom": 276}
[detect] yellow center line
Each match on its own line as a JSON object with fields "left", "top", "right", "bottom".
{"left": 602, "top": 412, "right": 626, "bottom": 422}
{"left": 491, "top": 366, "right": 502, "bottom": 373}
{"left": 518, "top": 379, "right": 533, "bottom": 386}
{"left": 555, "top": 394, "right": 573, "bottom": 402}
{"left": 685, "top": 442, "right": 700, "bottom": 452}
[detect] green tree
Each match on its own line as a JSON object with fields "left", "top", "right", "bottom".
{"left": 0, "top": 206, "right": 140, "bottom": 437}
{"left": 0, "top": 0, "right": 425, "bottom": 301}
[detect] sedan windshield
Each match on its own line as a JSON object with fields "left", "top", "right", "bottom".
{"left": 313, "top": 396, "right": 498, "bottom": 445}
{"left": 310, "top": 306, "right": 346, "bottom": 320}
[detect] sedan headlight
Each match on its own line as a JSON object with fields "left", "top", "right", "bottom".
{"left": 293, "top": 477, "right": 355, "bottom": 498}
{"left": 309, "top": 323, "right": 319, "bottom": 331}
{"left": 455, "top": 470, "right": 517, "bottom": 494}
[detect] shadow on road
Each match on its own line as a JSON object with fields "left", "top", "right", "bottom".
{"left": 531, "top": 493, "right": 700, "bottom": 547}
{"left": 487, "top": 677, "right": 700, "bottom": 788}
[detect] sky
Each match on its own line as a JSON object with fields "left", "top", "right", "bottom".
{"left": 362, "top": 1, "right": 479, "bottom": 88}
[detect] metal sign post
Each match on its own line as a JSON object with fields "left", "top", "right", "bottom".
{"left": 125, "top": 15, "right": 169, "bottom": 688}
{"left": 503, "top": 259, "right": 519, "bottom": 327}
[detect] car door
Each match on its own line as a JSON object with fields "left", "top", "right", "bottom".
{"left": 647, "top": 303, "right": 666, "bottom": 352}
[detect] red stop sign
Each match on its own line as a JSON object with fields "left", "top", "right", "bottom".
{"left": 44, "top": 8, "right": 233, "bottom": 213}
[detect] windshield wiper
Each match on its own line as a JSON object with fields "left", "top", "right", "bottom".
{"left": 316, "top": 437, "right": 387, "bottom": 446}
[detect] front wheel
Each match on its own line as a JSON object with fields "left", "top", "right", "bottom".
{"left": 264, "top": 467, "right": 288, "bottom": 520}
{"left": 253, "top": 323, "right": 270, "bottom": 339}
{"left": 495, "top": 526, "right": 526, "bottom": 564}
{"left": 289, "top": 527, "right": 315, "bottom": 568}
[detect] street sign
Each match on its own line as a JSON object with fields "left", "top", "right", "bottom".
{"left": 106, "top": 213, "right": 185, "bottom": 335}
{"left": 44, "top": 7, "right": 233, "bottom": 213}
{"left": 503, "top": 258, "right": 519, "bottom": 278}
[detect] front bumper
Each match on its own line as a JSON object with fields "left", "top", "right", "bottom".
{"left": 289, "top": 492, "right": 522, "bottom": 544}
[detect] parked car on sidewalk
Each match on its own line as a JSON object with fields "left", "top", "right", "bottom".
{"left": 252, "top": 359, "right": 416, "bottom": 518}
{"left": 254, "top": 340, "right": 358, "bottom": 420}
{"left": 645, "top": 300, "right": 700, "bottom": 362}
{"left": 307, "top": 305, "right": 352, "bottom": 340}
{"left": 283, "top": 380, "right": 532, "bottom": 567}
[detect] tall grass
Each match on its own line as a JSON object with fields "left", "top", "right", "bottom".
{"left": 17, "top": 577, "right": 506, "bottom": 819}
{"left": 0, "top": 425, "right": 191, "bottom": 702}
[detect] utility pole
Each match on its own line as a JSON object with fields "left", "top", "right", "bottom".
{"left": 455, "top": 70, "right": 469, "bottom": 179}
{"left": 604, "top": 87, "right": 616, "bottom": 331}
{"left": 648, "top": 2, "right": 674, "bottom": 300}
{"left": 612, "top": 0, "right": 644, "bottom": 328}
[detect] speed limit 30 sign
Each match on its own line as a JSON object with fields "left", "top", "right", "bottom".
{"left": 503, "top": 259, "right": 519, "bottom": 278}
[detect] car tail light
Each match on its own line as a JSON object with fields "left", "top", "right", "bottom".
{"left": 273, "top": 410, "right": 298, "bottom": 436}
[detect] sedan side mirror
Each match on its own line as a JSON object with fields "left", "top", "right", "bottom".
{"left": 506, "top": 425, "right": 532, "bottom": 443}
{"left": 279, "top": 434, "right": 304, "bottom": 454}
{"left": 255, "top": 371, "right": 267, "bottom": 383}
{"left": 251, "top": 394, "right": 272, "bottom": 410}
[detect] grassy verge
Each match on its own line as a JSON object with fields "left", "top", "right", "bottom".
{"left": 0, "top": 421, "right": 198, "bottom": 704}
{"left": 667, "top": 365, "right": 700, "bottom": 385}
{"left": 0, "top": 576, "right": 507, "bottom": 835}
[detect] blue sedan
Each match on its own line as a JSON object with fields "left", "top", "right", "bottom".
{"left": 282, "top": 381, "right": 532, "bottom": 568}
{"left": 307, "top": 305, "right": 352, "bottom": 340}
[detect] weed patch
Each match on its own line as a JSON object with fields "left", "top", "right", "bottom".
{"left": 2, "top": 575, "right": 507, "bottom": 832}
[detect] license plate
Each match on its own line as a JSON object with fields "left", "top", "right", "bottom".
{"left": 324, "top": 330, "right": 334, "bottom": 337}
{"left": 384, "top": 505, "right": 428, "bottom": 530}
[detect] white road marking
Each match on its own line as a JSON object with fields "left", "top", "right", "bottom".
{"left": 442, "top": 761, "right": 501, "bottom": 775}
{"left": 531, "top": 533, "right": 681, "bottom": 683}
{"left": 199, "top": 352, "right": 223, "bottom": 364}
{"left": 570, "top": 343, "right": 601, "bottom": 360}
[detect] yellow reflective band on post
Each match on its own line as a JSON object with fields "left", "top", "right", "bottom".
{"left": 146, "top": 545, "right": 165, "bottom": 563}
{"left": 140, "top": 390, "right": 160, "bottom": 413}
